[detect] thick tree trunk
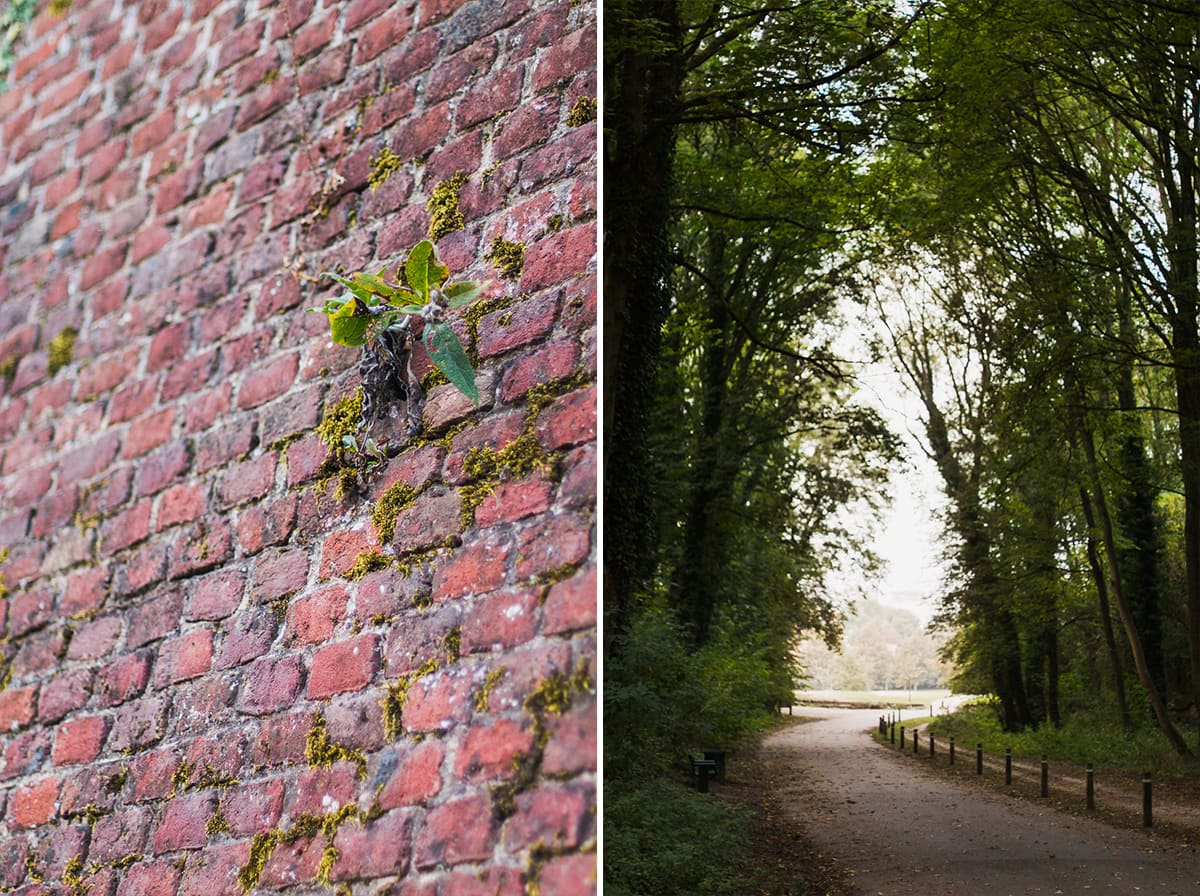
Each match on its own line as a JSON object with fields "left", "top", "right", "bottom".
{"left": 603, "top": 0, "right": 684, "bottom": 642}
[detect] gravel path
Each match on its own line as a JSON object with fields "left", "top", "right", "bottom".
{"left": 762, "top": 708, "right": 1200, "bottom": 895}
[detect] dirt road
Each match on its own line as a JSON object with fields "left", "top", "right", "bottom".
{"left": 763, "top": 708, "right": 1200, "bottom": 895}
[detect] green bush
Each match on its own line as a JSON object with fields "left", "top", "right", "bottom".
{"left": 604, "top": 777, "right": 751, "bottom": 896}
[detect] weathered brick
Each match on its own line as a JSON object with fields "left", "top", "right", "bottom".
{"left": 0, "top": 687, "right": 38, "bottom": 732}
{"left": 308, "top": 633, "right": 380, "bottom": 699}
{"left": 331, "top": 809, "right": 413, "bottom": 880}
{"left": 99, "top": 650, "right": 153, "bottom": 707}
{"left": 38, "top": 668, "right": 94, "bottom": 723}
{"left": 462, "top": 587, "right": 540, "bottom": 653}
{"left": 67, "top": 615, "right": 123, "bottom": 661}
{"left": 413, "top": 794, "right": 495, "bottom": 869}
{"left": 8, "top": 777, "right": 59, "bottom": 829}
{"left": 454, "top": 718, "right": 534, "bottom": 782}
{"left": 285, "top": 584, "right": 348, "bottom": 646}
{"left": 52, "top": 714, "right": 112, "bottom": 765}
{"left": 152, "top": 789, "right": 217, "bottom": 853}
{"left": 542, "top": 564, "right": 596, "bottom": 636}
{"left": 433, "top": 533, "right": 511, "bottom": 600}
{"left": 217, "top": 452, "right": 277, "bottom": 508}
{"left": 236, "top": 654, "right": 304, "bottom": 715}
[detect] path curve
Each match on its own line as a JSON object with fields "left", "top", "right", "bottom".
{"left": 764, "top": 708, "right": 1200, "bottom": 895}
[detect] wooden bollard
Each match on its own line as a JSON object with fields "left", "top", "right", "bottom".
{"left": 1086, "top": 764, "right": 1095, "bottom": 810}
{"left": 1143, "top": 772, "right": 1152, "bottom": 827}
{"left": 900, "top": 726, "right": 905, "bottom": 749}
{"left": 890, "top": 722, "right": 895, "bottom": 744}
{"left": 913, "top": 729, "right": 919, "bottom": 754}
{"left": 976, "top": 743, "right": 983, "bottom": 776}
{"left": 949, "top": 736, "right": 955, "bottom": 765}
{"left": 929, "top": 734, "right": 935, "bottom": 758}
{"left": 1005, "top": 748, "right": 1012, "bottom": 785}
{"left": 1040, "top": 756, "right": 1048, "bottom": 797}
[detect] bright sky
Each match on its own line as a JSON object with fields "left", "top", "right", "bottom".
{"left": 832, "top": 302, "right": 948, "bottom": 625}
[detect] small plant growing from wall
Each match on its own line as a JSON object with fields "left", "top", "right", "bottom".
{"left": 310, "top": 240, "right": 485, "bottom": 460}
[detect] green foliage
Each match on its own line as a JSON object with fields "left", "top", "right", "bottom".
{"left": 310, "top": 240, "right": 483, "bottom": 405}
{"left": 47, "top": 326, "right": 77, "bottom": 375}
{"left": 0, "top": 0, "right": 36, "bottom": 90}
{"left": 927, "top": 700, "right": 1194, "bottom": 777}
{"left": 604, "top": 777, "right": 752, "bottom": 896}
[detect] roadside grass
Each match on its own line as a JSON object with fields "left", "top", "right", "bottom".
{"left": 925, "top": 702, "right": 1200, "bottom": 781}
{"left": 795, "top": 688, "right": 952, "bottom": 708}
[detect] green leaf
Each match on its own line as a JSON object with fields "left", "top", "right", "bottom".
{"left": 443, "top": 280, "right": 484, "bottom": 309}
{"left": 405, "top": 240, "right": 450, "bottom": 303}
{"left": 307, "top": 296, "right": 349, "bottom": 315}
{"left": 330, "top": 298, "right": 372, "bottom": 347}
{"left": 352, "top": 271, "right": 397, "bottom": 299}
{"left": 424, "top": 322, "right": 479, "bottom": 405}
{"left": 326, "top": 273, "right": 378, "bottom": 304}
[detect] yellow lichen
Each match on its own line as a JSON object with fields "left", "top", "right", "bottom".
{"left": 237, "top": 830, "right": 280, "bottom": 894}
{"left": 427, "top": 171, "right": 467, "bottom": 241}
{"left": 371, "top": 481, "right": 418, "bottom": 543}
{"left": 346, "top": 550, "right": 391, "bottom": 581}
{"left": 316, "top": 390, "right": 364, "bottom": 458}
{"left": 47, "top": 326, "right": 77, "bottom": 375}
{"left": 473, "top": 666, "right": 507, "bottom": 712}
{"left": 206, "top": 803, "right": 231, "bottom": 837}
{"left": 380, "top": 657, "right": 440, "bottom": 740}
{"left": 484, "top": 237, "right": 526, "bottom": 281}
{"left": 316, "top": 844, "right": 339, "bottom": 885}
{"left": 368, "top": 146, "right": 404, "bottom": 191}
{"left": 566, "top": 95, "right": 597, "bottom": 127}
{"left": 305, "top": 713, "right": 368, "bottom": 779}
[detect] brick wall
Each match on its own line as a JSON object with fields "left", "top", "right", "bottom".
{"left": 0, "top": 0, "right": 597, "bottom": 893}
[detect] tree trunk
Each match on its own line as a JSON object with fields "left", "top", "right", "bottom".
{"left": 1081, "top": 422, "right": 1191, "bottom": 755}
{"left": 1079, "top": 485, "right": 1132, "bottom": 730}
{"left": 603, "top": 0, "right": 684, "bottom": 642}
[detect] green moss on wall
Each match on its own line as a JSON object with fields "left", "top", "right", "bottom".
{"left": 427, "top": 171, "right": 467, "bottom": 241}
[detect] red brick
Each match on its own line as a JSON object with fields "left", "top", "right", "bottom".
{"left": 285, "top": 762, "right": 362, "bottom": 818}
{"left": 114, "top": 858, "right": 180, "bottom": 896}
{"left": 501, "top": 340, "right": 579, "bottom": 403}
{"left": 38, "top": 668, "right": 94, "bottom": 723}
{"left": 158, "top": 629, "right": 214, "bottom": 684}
{"left": 79, "top": 242, "right": 127, "bottom": 291}
{"left": 251, "top": 548, "right": 311, "bottom": 601}
{"left": 541, "top": 702, "right": 596, "bottom": 776}
{"left": 101, "top": 499, "right": 152, "bottom": 553}
{"left": 392, "top": 489, "right": 462, "bottom": 553}
{"left": 532, "top": 23, "right": 595, "bottom": 92}
{"left": 222, "top": 778, "right": 285, "bottom": 836}
{"left": 538, "top": 853, "right": 596, "bottom": 896}
{"left": 91, "top": 806, "right": 153, "bottom": 862}
{"left": 355, "top": 7, "right": 411, "bottom": 62}
{"left": 514, "top": 513, "right": 591, "bottom": 581}
{"left": 177, "top": 839, "right": 251, "bottom": 896}
{"left": 157, "top": 482, "right": 208, "bottom": 530}
{"left": 319, "top": 528, "right": 378, "bottom": 580}
{"left": 331, "top": 809, "right": 412, "bottom": 880}
{"left": 147, "top": 320, "right": 190, "bottom": 371}
{"left": 504, "top": 782, "right": 593, "bottom": 850}
{"left": 0, "top": 687, "right": 38, "bottom": 732}
{"left": 108, "top": 696, "right": 169, "bottom": 753}
{"left": 236, "top": 655, "right": 304, "bottom": 715}
{"left": 308, "top": 633, "right": 380, "bottom": 699}
{"left": 99, "top": 651, "right": 153, "bottom": 706}
{"left": 66, "top": 616, "right": 122, "bottom": 661}
{"left": 251, "top": 710, "right": 310, "bottom": 767}
{"left": 127, "top": 588, "right": 184, "bottom": 648}
{"left": 413, "top": 794, "right": 495, "bottom": 869}
{"left": 285, "top": 585, "right": 347, "bottom": 646}
{"left": 152, "top": 789, "right": 217, "bottom": 853}
{"left": 187, "top": 568, "right": 245, "bottom": 622}
{"left": 462, "top": 587, "right": 540, "bottom": 654}
{"left": 52, "top": 714, "right": 111, "bottom": 765}
{"left": 260, "top": 834, "right": 326, "bottom": 888}
{"left": 121, "top": 406, "right": 177, "bottom": 459}
{"left": 109, "top": 376, "right": 159, "bottom": 423}
{"left": 536, "top": 384, "right": 596, "bottom": 450}
{"left": 477, "top": 292, "right": 557, "bottom": 360}
{"left": 433, "top": 533, "right": 511, "bottom": 600}
{"left": 473, "top": 478, "right": 553, "bottom": 528}
{"left": 195, "top": 418, "right": 256, "bottom": 473}
{"left": 403, "top": 667, "right": 473, "bottom": 733}
{"left": 456, "top": 65, "right": 523, "bottom": 130}
{"left": 454, "top": 718, "right": 534, "bottom": 782}
{"left": 217, "top": 452, "right": 277, "bottom": 508}
{"left": 376, "top": 741, "right": 442, "bottom": 811}
{"left": 134, "top": 441, "right": 191, "bottom": 497}
{"left": 8, "top": 777, "right": 58, "bottom": 829}
{"left": 236, "top": 493, "right": 298, "bottom": 553}
{"left": 542, "top": 565, "right": 596, "bottom": 636}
